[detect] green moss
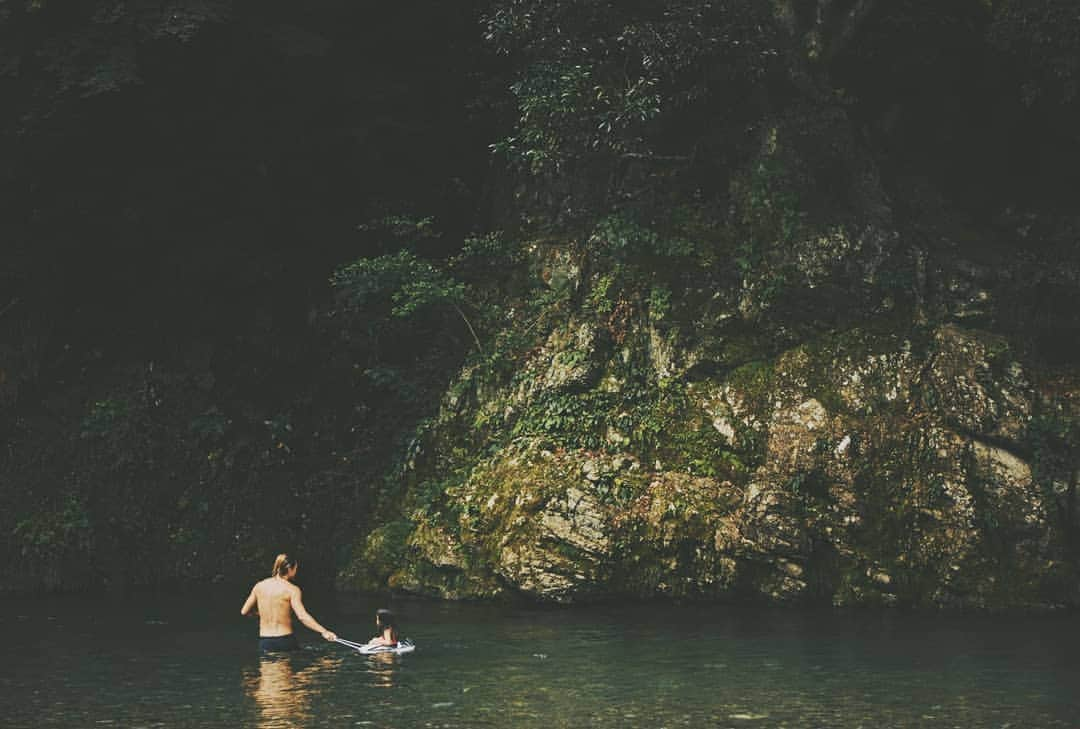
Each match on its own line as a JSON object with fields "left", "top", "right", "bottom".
{"left": 336, "top": 520, "right": 414, "bottom": 591}
{"left": 717, "top": 335, "right": 775, "bottom": 369}
{"left": 727, "top": 360, "right": 774, "bottom": 407}
{"left": 640, "top": 384, "right": 746, "bottom": 479}
{"left": 610, "top": 474, "right": 742, "bottom": 598}
{"left": 390, "top": 560, "right": 503, "bottom": 600}
{"left": 455, "top": 447, "right": 577, "bottom": 554}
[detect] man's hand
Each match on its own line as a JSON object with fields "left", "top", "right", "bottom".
{"left": 322, "top": 630, "right": 338, "bottom": 642}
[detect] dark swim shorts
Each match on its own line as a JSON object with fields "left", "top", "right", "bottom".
{"left": 259, "top": 634, "right": 299, "bottom": 652}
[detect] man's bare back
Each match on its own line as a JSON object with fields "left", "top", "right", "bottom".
{"left": 247, "top": 577, "right": 301, "bottom": 637}
{"left": 241, "top": 555, "right": 336, "bottom": 649}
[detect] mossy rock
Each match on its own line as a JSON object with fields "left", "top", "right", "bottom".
{"left": 453, "top": 444, "right": 647, "bottom": 601}
{"left": 610, "top": 472, "right": 744, "bottom": 598}
{"left": 336, "top": 520, "right": 414, "bottom": 592}
{"left": 363, "top": 284, "right": 1076, "bottom": 609}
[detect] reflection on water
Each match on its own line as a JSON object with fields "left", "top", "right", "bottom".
{"left": 3, "top": 594, "right": 1079, "bottom": 728}
{"left": 244, "top": 654, "right": 343, "bottom": 727}
{"left": 366, "top": 650, "right": 400, "bottom": 687}
{"left": 240, "top": 644, "right": 404, "bottom": 726}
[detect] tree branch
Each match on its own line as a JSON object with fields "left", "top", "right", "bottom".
{"left": 452, "top": 303, "right": 484, "bottom": 355}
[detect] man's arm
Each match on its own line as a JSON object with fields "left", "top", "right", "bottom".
{"left": 290, "top": 588, "right": 337, "bottom": 641}
{"left": 241, "top": 587, "right": 258, "bottom": 617}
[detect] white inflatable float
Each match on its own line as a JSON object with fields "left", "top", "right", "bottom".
{"left": 337, "top": 637, "right": 416, "bottom": 655}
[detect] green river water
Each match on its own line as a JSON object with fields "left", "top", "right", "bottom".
{"left": 3, "top": 592, "right": 1077, "bottom": 727}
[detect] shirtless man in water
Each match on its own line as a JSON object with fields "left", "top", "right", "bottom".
{"left": 241, "top": 553, "right": 338, "bottom": 652}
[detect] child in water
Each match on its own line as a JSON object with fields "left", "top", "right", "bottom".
{"left": 367, "top": 608, "right": 399, "bottom": 647}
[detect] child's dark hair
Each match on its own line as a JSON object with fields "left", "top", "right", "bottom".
{"left": 376, "top": 608, "right": 396, "bottom": 629}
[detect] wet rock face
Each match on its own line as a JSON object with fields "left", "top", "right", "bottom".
{"left": 341, "top": 318, "right": 1077, "bottom": 608}
{"left": 451, "top": 447, "right": 626, "bottom": 603}
{"left": 518, "top": 320, "right": 599, "bottom": 400}
{"left": 498, "top": 483, "right": 611, "bottom": 601}
{"left": 925, "top": 325, "right": 1034, "bottom": 441}
{"left": 721, "top": 326, "right": 1067, "bottom": 609}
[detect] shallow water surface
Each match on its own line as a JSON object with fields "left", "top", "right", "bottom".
{"left": 3, "top": 593, "right": 1078, "bottom": 727}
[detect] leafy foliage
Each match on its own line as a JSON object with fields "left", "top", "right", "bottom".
{"left": 485, "top": 0, "right": 781, "bottom": 177}
{"left": 333, "top": 249, "right": 467, "bottom": 320}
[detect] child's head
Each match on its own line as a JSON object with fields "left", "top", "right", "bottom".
{"left": 376, "top": 608, "right": 396, "bottom": 631}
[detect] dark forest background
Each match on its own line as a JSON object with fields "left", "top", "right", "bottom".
{"left": 2, "top": 0, "right": 1078, "bottom": 596}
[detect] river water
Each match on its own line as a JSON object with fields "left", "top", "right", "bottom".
{"left": 3, "top": 592, "right": 1077, "bottom": 727}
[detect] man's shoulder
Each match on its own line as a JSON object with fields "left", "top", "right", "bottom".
{"left": 269, "top": 578, "right": 300, "bottom": 595}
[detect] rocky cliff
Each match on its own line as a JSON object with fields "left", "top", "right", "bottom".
{"left": 339, "top": 83, "right": 1080, "bottom": 607}
{"left": 341, "top": 280, "right": 1078, "bottom": 607}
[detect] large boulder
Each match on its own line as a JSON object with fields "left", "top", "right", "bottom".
{"left": 341, "top": 321, "right": 1077, "bottom": 609}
